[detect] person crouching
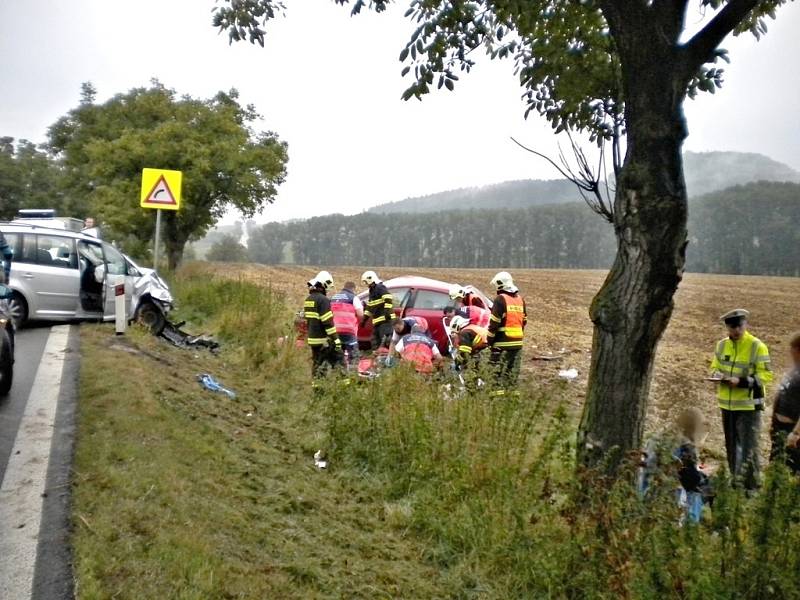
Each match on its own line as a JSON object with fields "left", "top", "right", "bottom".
{"left": 395, "top": 324, "right": 443, "bottom": 375}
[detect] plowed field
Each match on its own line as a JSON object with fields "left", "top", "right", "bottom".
{"left": 208, "top": 263, "right": 800, "bottom": 459}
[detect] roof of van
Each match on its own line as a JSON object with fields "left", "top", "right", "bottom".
{"left": 0, "top": 221, "right": 101, "bottom": 242}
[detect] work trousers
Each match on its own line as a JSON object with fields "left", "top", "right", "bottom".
{"left": 721, "top": 408, "right": 761, "bottom": 490}
{"left": 310, "top": 344, "right": 342, "bottom": 380}
{"left": 371, "top": 321, "right": 393, "bottom": 351}
{"left": 770, "top": 419, "right": 800, "bottom": 474}
{"left": 489, "top": 348, "right": 522, "bottom": 394}
{"left": 338, "top": 333, "right": 359, "bottom": 370}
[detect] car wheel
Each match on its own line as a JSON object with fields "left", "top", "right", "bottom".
{"left": 0, "top": 328, "right": 13, "bottom": 397}
{"left": 135, "top": 301, "right": 166, "bottom": 335}
{"left": 7, "top": 292, "right": 28, "bottom": 328}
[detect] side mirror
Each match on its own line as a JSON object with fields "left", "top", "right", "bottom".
{"left": 0, "top": 284, "right": 12, "bottom": 300}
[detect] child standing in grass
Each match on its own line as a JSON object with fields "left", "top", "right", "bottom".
{"left": 638, "top": 408, "right": 712, "bottom": 523}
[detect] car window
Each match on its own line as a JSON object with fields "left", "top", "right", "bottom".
{"left": 78, "top": 241, "right": 105, "bottom": 266}
{"left": 388, "top": 287, "right": 412, "bottom": 307}
{"left": 36, "top": 235, "right": 78, "bottom": 269}
{"left": 413, "top": 289, "right": 450, "bottom": 311}
{"left": 102, "top": 243, "right": 128, "bottom": 276}
{"left": 19, "top": 234, "right": 37, "bottom": 264}
{"left": 2, "top": 233, "right": 20, "bottom": 260}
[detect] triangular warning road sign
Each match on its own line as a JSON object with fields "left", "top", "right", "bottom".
{"left": 144, "top": 175, "right": 177, "bottom": 206}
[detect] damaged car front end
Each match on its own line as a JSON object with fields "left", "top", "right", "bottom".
{"left": 125, "top": 256, "right": 174, "bottom": 334}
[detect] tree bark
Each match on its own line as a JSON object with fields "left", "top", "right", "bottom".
{"left": 163, "top": 212, "right": 187, "bottom": 272}
{"left": 578, "top": 4, "right": 692, "bottom": 471}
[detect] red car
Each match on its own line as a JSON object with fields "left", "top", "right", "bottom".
{"left": 295, "top": 276, "right": 493, "bottom": 355}
{"left": 356, "top": 276, "right": 493, "bottom": 354}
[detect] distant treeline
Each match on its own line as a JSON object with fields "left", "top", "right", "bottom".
{"left": 247, "top": 182, "right": 800, "bottom": 276}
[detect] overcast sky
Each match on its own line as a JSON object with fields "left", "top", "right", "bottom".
{"left": 1, "top": 1, "right": 798, "bottom": 224}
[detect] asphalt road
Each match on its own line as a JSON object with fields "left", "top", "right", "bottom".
{"left": 0, "top": 324, "right": 79, "bottom": 600}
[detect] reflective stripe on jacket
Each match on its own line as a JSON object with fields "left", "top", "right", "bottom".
{"left": 364, "top": 282, "right": 395, "bottom": 325}
{"left": 304, "top": 291, "right": 340, "bottom": 347}
{"left": 330, "top": 289, "right": 358, "bottom": 336}
{"left": 487, "top": 292, "right": 527, "bottom": 349}
{"left": 709, "top": 331, "right": 773, "bottom": 410}
{"left": 458, "top": 325, "right": 489, "bottom": 356}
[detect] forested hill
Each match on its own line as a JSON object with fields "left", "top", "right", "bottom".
{"left": 246, "top": 181, "right": 800, "bottom": 276}
{"left": 367, "top": 151, "right": 800, "bottom": 214}
{"left": 368, "top": 179, "right": 577, "bottom": 214}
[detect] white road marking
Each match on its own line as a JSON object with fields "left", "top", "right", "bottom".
{"left": 0, "top": 325, "right": 71, "bottom": 599}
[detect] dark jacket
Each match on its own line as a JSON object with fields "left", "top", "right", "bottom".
{"left": 304, "top": 290, "right": 340, "bottom": 347}
{"left": 774, "top": 368, "right": 800, "bottom": 423}
{"left": 0, "top": 232, "right": 12, "bottom": 281}
{"left": 364, "top": 282, "right": 394, "bottom": 326}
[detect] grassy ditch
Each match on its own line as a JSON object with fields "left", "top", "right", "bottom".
{"left": 72, "top": 271, "right": 451, "bottom": 599}
{"left": 74, "top": 264, "right": 800, "bottom": 599}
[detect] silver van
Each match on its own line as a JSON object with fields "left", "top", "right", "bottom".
{"left": 0, "top": 223, "right": 173, "bottom": 331}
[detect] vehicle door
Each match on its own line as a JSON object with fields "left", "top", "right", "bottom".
{"left": 101, "top": 243, "right": 129, "bottom": 318}
{"left": 76, "top": 240, "right": 107, "bottom": 316}
{"left": 15, "top": 232, "right": 80, "bottom": 319}
{"left": 404, "top": 288, "right": 452, "bottom": 354}
{"left": 356, "top": 286, "right": 413, "bottom": 349}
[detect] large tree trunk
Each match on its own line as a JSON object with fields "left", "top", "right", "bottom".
{"left": 163, "top": 212, "right": 188, "bottom": 272}
{"left": 577, "top": 4, "right": 692, "bottom": 471}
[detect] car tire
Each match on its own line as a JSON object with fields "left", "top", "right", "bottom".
{"left": 0, "top": 328, "right": 12, "bottom": 397}
{"left": 7, "top": 292, "right": 28, "bottom": 328}
{"left": 135, "top": 301, "right": 166, "bottom": 335}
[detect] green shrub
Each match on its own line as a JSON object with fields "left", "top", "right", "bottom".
{"left": 171, "top": 263, "right": 295, "bottom": 369}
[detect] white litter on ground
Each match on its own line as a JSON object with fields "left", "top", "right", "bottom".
{"left": 313, "top": 450, "right": 328, "bottom": 469}
{"left": 558, "top": 368, "right": 579, "bottom": 381}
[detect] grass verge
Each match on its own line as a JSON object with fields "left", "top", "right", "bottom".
{"left": 74, "top": 264, "right": 800, "bottom": 599}
{"left": 72, "top": 272, "right": 453, "bottom": 599}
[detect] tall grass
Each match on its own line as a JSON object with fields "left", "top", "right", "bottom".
{"left": 313, "top": 367, "right": 800, "bottom": 598}
{"left": 171, "top": 262, "right": 295, "bottom": 369}
{"left": 166, "top": 265, "right": 800, "bottom": 597}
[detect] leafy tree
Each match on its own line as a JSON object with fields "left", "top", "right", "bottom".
{"left": 215, "top": 0, "right": 791, "bottom": 471}
{"left": 48, "top": 82, "right": 288, "bottom": 270}
{"left": 207, "top": 233, "right": 249, "bottom": 262}
{"left": 0, "top": 137, "right": 70, "bottom": 220}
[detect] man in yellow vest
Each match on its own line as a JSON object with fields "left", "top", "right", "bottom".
{"left": 710, "top": 308, "right": 773, "bottom": 490}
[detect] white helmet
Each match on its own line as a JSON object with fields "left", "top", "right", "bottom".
{"left": 361, "top": 270, "right": 380, "bottom": 286}
{"left": 449, "top": 315, "right": 469, "bottom": 334}
{"left": 491, "top": 271, "right": 517, "bottom": 293}
{"left": 448, "top": 284, "right": 466, "bottom": 300}
{"left": 308, "top": 270, "right": 334, "bottom": 290}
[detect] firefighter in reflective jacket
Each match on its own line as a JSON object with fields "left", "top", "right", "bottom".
{"left": 487, "top": 271, "right": 527, "bottom": 394}
{"left": 330, "top": 281, "right": 364, "bottom": 367}
{"left": 395, "top": 325, "right": 443, "bottom": 374}
{"left": 450, "top": 315, "right": 488, "bottom": 368}
{"left": 709, "top": 308, "right": 773, "bottom": 490}
{"left": 304, "top": 271, "right": 343, "bottom": 380}
{"left": 360, "top": 270, "right": 395, "bottom": 350}
{"left": 447, "top": 284, "right": 491, "bottom": 328}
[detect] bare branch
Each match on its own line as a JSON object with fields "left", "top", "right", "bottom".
{"left": 683, "top": 0, "right": 759, "bottom": 68}
{"left": 511, "top": 134, "right": 616, "bottom": 224}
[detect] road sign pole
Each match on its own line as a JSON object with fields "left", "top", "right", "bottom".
{"left": 141, "top": 168, "right": 182, "bottom": 269}
{"left": 153, "top": 208, "right": 162, "bottom": 270}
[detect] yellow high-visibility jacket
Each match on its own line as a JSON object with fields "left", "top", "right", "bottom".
{"left": 709, "top": 331, "right": 773, "bottom": 411}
